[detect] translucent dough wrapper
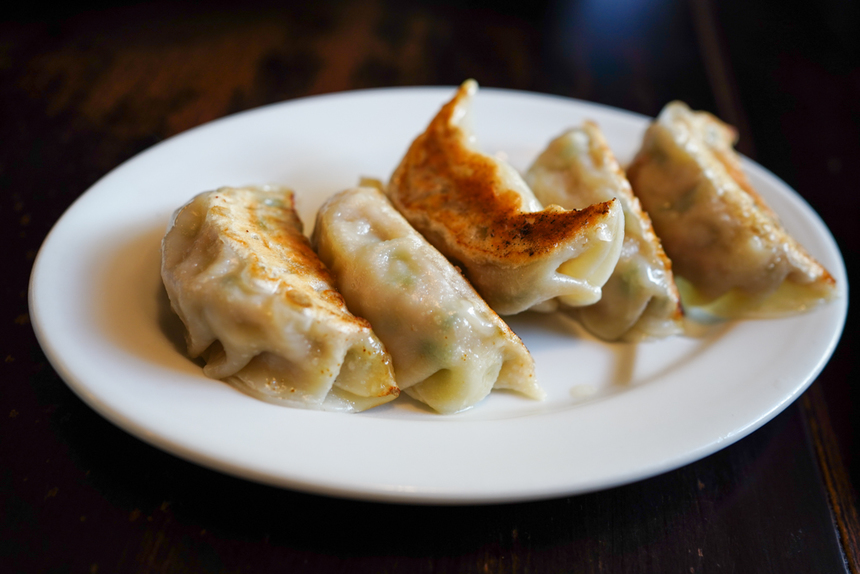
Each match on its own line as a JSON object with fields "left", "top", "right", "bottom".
{"left": 312, "top": 186, "right": 543, "bottom": 414}
{"left": 526, "top": 122, "right": 683, "bottom": 341}
{"left": 161, "top": 185, "right": 399, "bottom": 412}
{"left": 626, "top": 102, "right": 836, "bottom": 318}
{"left": 387, "top": 80, "right": 625, "bottom": 316}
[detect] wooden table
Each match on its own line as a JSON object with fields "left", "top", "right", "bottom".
{"left": 3, "top": 1, "right": 858, "bottom": 571}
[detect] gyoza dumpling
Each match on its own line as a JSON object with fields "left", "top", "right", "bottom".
{"left": 161, "top": 185, "right": 399, "bottom": 412}
{"left": 312, "top": 186, "right": 542, "bottom": 414}
{"left": 387, "top": 79, "right": 624, "bottom": 316}
{"left": 626, "top": 102, "right": 836, "bottom": 318}
{"left": 526, "top": 122, "right": 683, "bottom": 341}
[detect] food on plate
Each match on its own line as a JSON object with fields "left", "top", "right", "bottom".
{"left": 161, "top": 185, "right": 399, "bottom": 412}
{"left": 526, "top": 122, "right": 683, "bottom": 340}
{"left": 627, "top": 101, "right": 836, "bottom": 318}
{"left": 386, "top": 79, "right": 625, "bottom": 316}
{"left": 312, "top": 186, "right": 543, "bottom": 414}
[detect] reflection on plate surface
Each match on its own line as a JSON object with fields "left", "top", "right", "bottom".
{"left": 30, "top": 87, "right": 847, "bottom": 503}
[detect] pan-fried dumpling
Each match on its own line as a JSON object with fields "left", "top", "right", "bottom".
{"left": 387, "top": 79, "right": 624, "bottom": 316}
{"left": 626, "top": 102, "right": 836, "bottom": 318}
{"left": 161, "top": 185, "right": 399, "bottom": 412}
{"left": 526, "top": 122, "right": 683, "bottom": 341}
{"left": 312, "top": 186, "right": 542, "bottom": 414}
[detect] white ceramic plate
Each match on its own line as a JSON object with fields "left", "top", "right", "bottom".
{"left": 30, "top": 86, "right": 847, "bottom": 504}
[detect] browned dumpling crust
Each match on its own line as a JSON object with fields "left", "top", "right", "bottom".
{"left": 627, "top": 102, "right": 836, "bottom": 318}
{"left": 387, "top": 80, "right": 624, "bottom": 316}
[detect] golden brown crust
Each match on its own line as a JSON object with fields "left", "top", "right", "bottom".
{"left": 205, "top": 188, "right": 372, "bottom": 330}
{"left": 388, "top": 81, "right": 617, "bottom": 266}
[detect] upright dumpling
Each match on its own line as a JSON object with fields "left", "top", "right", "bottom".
{"left": 161, "top": 185, "right": 399, "bottom": 412}
{"left": 312, "top": 186, "right": 542, "bottom": 414}
{"left": 626, "top": 102, "right": 836, "bottom": 318}
{"left": 387, "top": 79, "right": 625, "bottom": 316}
{"left": 526, "top": 122, "right": 683, "bottom": 341}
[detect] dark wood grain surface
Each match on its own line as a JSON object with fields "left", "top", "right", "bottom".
{"left": 2, "top": 1, "right": 858, "bottom": 572}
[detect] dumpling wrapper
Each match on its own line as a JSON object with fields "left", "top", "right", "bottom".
{"left": 387, "top": 79, "right": 625, "bottom": 316}
{"left": 626, "top": 101, "right": 836, "bottom": 318}
{"left": 312, "top": 186, "right": 543, "bottom": 414}
{"left": 161, "top": 185, "right": 399, "bottom": 412}
{"left": 526, "top": 122, "right": 683, "bottom": 341}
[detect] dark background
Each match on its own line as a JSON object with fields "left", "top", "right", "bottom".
{"left": 2, "top": 0, "right": 858, "bottom": 572}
